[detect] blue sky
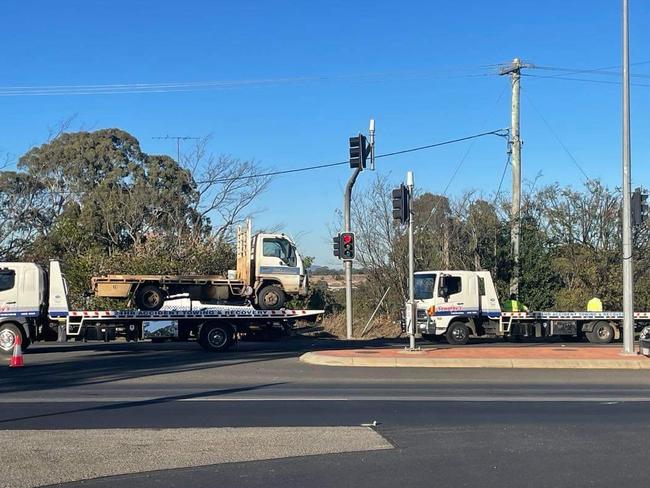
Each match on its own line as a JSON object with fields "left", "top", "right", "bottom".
{"left": 1, "top": 0, "right": 649, "bottom": 267}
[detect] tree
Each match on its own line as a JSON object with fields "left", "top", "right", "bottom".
{"left": 182, "top": 135, "right": 272, "bottom": 242}
{"left": 0, "top": 128, "right": 272, "bottom": 307}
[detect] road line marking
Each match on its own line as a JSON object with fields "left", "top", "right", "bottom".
{"left": 3, "top": 396, "right": 650, "bottom": 403}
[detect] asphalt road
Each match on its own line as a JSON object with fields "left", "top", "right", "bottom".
{"left": 3, "top": 337, "right": 650, "bottom": 487}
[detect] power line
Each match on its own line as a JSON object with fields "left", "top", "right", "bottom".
{"left": 441, "top": 84, "right": 509, "bottom": 195}
{"left": 0, "top": 66, "right": 499, "bottom": 97}
{"left": 204, "top": 128, "right": 508, "bottom": 183}
{"left": 523, "top": 92, "right": 590, "bottom": 181}
{"left": 494, "top": 153, "right": 511, "bottom": 205}
{"left": 522, "top": 72, "right": 650, "bottom": 88}
{"left": 373, "top": 129, "right": 509, "bottom": 160}
{"left": 532, "top": 60, "right": 650, "bottom": 78}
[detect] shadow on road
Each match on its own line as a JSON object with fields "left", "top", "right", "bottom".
{"left": 0, "top": 336, "right": 401, "bottom": 395}
{"left": 0, "top": 382, "right": 286, "bottom": 424}
{"left": 0, "top": 333, "right": 600, "bottom": 397}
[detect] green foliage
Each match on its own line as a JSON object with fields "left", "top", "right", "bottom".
{"left": 0, "top": 128, "right": 267, "bottom": 309}
{"left": 287, "top": 281, "right": 343, "bottom": 313}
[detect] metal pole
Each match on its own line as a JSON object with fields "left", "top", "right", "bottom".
{"left": 510, "top": 58, "right": 522, "bottom": 298}
{"left": 622, "top": 0, "right": 635, "bottom": 354}
{"left": 407, "top": 171, "right": 416, "bottom": 350}
{"left": 344, "top": 167, "right": 362, "bottom": 339}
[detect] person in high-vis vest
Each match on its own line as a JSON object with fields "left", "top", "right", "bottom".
{"left": 502, "top": 294, "right": 529, "bottom": 312}
{"left": 587, "top": 297, "right": 603, "bottom": 312}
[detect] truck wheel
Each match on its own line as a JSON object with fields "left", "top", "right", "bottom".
{"left": 257, "top": 285, "right": 286, "bottom": 310}
{"left": 135, "top": 285, "right": 165, "bottom": 311}
{"left": 0, "top": 324, "right": 26, "bottom": 356}
{"left": 445, "top": 322, "right": 470, "bottom": 345}
{"left": 586, "top": 321, "right": 615, "bottom": 344}
{"left": 199, "top": 323, "right": 234, "bottom": 352}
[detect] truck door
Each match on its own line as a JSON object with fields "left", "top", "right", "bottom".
{"left": 258, "top": 237, "right": 301, "bottom": 292}
{"left": 437, "top": 274, "right": 479, "bottom": 316}
{"left": 0, "top": 268, "right": 18, "bottom": 316}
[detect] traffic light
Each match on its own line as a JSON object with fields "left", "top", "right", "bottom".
{"left": 392, "top": 184, "right": 410, "bottom": 224}
{"left": 340, "top": 232, "right": 355, "bottom": 260}
{"left": 333, "top": 234, "right": 341, "bottom": 258}
{"left": 632, "top": 187, "right": 649, "bottom": 226}
{"left": 349, "top": 134, "right": 368, "bottom": 169}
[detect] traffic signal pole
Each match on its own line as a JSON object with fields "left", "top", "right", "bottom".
{"left": 344, "top": 167, "right": 362, "bottom": 339}
{"left": 341, "top": 121, "right": 375, "bottom": 339}
{"left": 407, "top": 171, "right": 417, "bottom": 350}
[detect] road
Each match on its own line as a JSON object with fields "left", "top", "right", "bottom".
{"left": 2, "top": 338, "right": 650, "bottom": 487}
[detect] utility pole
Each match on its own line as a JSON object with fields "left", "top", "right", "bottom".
{"left": 152, "top": 135, "right": 200, "bottom": 163}
{"left": 407, "top": 171, "right": 417, "bottom": 351}
{"left": 499, "top": 58, "right": 531, "bottom": 298}
{"left": 621, "top": 0, "right": 634, "bottom": 354}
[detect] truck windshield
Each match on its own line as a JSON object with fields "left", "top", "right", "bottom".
{"left": 414, "top": 273, "right": 436, "bottom": 300}
{"left": 263, "top": 238, "right": 297, "bottom": 266}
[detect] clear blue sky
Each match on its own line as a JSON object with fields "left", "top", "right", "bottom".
{"left": 2, "top": 0, "right": 649, "bottom": 267}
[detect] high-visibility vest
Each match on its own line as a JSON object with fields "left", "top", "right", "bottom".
{"left": 587, "top": 297, "right": 603, "bottom": 312}
{"left": 503, "top": 300, "right": 518, "bottom": 312}
{"left": 503, "top": 300, "right": 527, "bottom": 312}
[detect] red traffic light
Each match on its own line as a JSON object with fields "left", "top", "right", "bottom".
{"left": 339, "top": 232, "right": 355, "bottom": 260}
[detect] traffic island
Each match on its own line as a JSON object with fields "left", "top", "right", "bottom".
{"left": 300, "top": 345, "right": 650, "bottom": 369}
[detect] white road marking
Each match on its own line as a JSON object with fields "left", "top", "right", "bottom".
{"left": 2, "top": 395, "right": 650, "bottom": 403}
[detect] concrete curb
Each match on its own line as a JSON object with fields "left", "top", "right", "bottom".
{"left": 299, "top": 352, "right": 650, "bottom": 370}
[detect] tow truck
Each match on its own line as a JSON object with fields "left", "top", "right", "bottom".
{"left": 0, "top": 261, "right": 322, "bottom": 355}
{"left": 411, "top": 270, "right": 650, "bottom": 345}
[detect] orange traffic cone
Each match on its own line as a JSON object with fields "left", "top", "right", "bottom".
{"left": 9, "top": 333, "right": 24, "bottom": 368}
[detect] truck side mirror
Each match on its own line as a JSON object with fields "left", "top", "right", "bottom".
{"left": 439, "top": 276, "right": 450, "bottom": 302}
{"left": 438, "top": 276, "right": 449, "bottom": 300}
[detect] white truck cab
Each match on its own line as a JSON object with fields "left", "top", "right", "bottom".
{"left": 253, "top": 231, "right": 307, "bottom": 303}
{"left": 413, "top": 270, "right": 502, "bottom": 344}
{"left": 0, "top": 263, "right": 47, "bottom": 352}
{"left": 0, "top": 263, "right": 46, "bottom": 319}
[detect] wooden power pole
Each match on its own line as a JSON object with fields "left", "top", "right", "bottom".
{"left": 500, "top": 58, "right": 531, "bottom": 298}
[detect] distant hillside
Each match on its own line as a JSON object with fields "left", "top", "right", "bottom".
{"left": 309, "top": 264, "right": 366, "bottom": 276}
{"left": 309, "top": 265, "right": 340, "bottom": 275}
{"left": 310, "top": 273, "right": 367, "bottom": 290}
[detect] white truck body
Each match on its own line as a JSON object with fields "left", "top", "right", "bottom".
{"left": 411, "top": 270, "right": 650, "bottom": 345}
{"left": 0, "top": 261, "right": 323, "bottom": 355}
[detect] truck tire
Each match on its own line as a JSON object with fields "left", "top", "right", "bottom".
{"left": 0, "top": 323, "right": 27, "bottom": 356}
{"left": 445, "top": 322, "right": 470, "bottom": 345}
{"left": 257, "top": 285, "right": 286, "bottom": 310}
{"left": 135, "top": 285, "right": 165, "bottom": 311}
{"left": 586, "top": 321, "right": 615, "bottom": 344}
{"left": 198, "top": 322, "right": 234, "bottom": 352}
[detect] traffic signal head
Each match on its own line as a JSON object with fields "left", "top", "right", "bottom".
{"left": 349, "top": 134, "right": 368, "bottom": 169}
{"left": 632, "top": 188, "right": 649, "bottom": 226}
{"left": 333, "top": 234, "right": 341, "bottom": 258}
{"left": 340, "top": 232, "right": 355, "bottom": 260}
{"left": 392, "top": 184, "right": 410, "bottom": 224}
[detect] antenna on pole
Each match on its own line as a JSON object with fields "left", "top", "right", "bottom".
{"left": 152, "top": 135, "right": 200, "bottom": 164}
